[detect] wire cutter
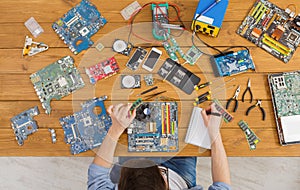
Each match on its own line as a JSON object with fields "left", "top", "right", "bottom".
{"left": 246, "top": 100, "right": 266, "bottom": 121}
{"left": 226, "top": 85, "right": 240, "bottom": 112}
{"left": 242, "top": 79, "right": 253, "bottom": 103}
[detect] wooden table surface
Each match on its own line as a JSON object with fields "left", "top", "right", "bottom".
{"left": 1, "top": 0, "right": 300, "bottom": 157}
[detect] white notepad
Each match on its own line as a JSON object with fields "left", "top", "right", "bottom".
{"left": 185, "top": 107, "right": 211, "bottom": 149}
{"left": 281, "top": 115, "right": 300, "bottom": 143}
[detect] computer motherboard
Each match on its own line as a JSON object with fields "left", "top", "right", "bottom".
{"left": 127, "top": 101, "right": 179, "bottom": 152}
{"left": 30, "top": 56, "right": 85, "bottom": 114}
{"left": 59, "top": 96, "right": 112, "bottom": 154}
{"left": 52, "top": 0, "right": 107, "bottom": 54}
{"left": 268, "top": 71, "right": 300, "bottom": 145}
{"left": 10, "top": 106, "right": 40, "bottom": 146}
{"left": 237, "top": 0, "right": 300, "bottom": 63}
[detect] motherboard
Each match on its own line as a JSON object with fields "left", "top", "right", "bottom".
{"left": 52, "top": 0, "right": 107, "bottom": 54}
{"left": 127, "top": 101, "right": 179, "bottom": 152}
{"left": 268, "top": 71, "right": 300, "bottom": 145}
{"left": 85, "top": 57, "right": 120, "bottom": 84}
{"left": 211, "top": 50, "right": 256, "bottom": 77}
{"left": 237, "top": 0, "right": 300, "bottom": 63}
{"left": 30, "top": 56, "right": 85, "bottom": 114}
{"left": 10, "top": 106, "right": 40, "bottom": 146}
{"left": 59, "top": 96, "right": 112, "bottom": 154}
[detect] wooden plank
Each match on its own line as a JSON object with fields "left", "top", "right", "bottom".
{"left": 0, "top": 72, "right": 274, "bottom": 100}
{"left": 0, "top": 0, "right": 296, "bottom": 23}
{"left": 1, "top": 46, "right": 299, "bottom": 74}
{"left": 1, "top": 128, "right": 300, "bottom": 157}
{"left": 0, "top": 99, "right": 276, "bottom": 129}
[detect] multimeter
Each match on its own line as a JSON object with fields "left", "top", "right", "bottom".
{"left": 151, "top": 3, "right": 170, "bottom": 40}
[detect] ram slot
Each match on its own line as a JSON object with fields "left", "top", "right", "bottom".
{"left": 166, "top": 103, "right": 171, "bottom": 134}
{"left": 161, "top": 104, "right": 165, "bottom": 135}
{"left": 253, "top": 3, "right": 264, "bottom": 19}
{"left": 251, "top": 2, "right": 262, "bottom": 17}
{"left": 266, "top": 13, "right": 277, "bottom": 30}
{"left": 255, "top": 6, "right": 267, "bottom": 24}
{"left": 262, "top": 34, "right": 291, "bottom": 55}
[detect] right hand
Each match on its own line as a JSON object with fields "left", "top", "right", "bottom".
{"left": 201, "top": 103, "right": 222, "bottom": 141}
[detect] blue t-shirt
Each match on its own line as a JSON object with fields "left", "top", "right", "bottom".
{"left": 87, "top": 164, "right": 231, "bottom": 190}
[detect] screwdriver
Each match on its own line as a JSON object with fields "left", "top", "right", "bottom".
{"left": 194, "top": 82, "right": 212, "bottom": 90}
{"left": 193, "top": 96, "right": 211, "bottom": 106}
{"left": 195, "top": 91, "right": 211, "bottom": 101}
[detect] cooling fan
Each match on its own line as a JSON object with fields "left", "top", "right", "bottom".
{"left": 136, "top": 103, "right": 151, "bottom": 121}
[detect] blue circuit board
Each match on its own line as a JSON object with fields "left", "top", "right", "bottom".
{"left": 211, "top": 50, "right": 256, "bottom": 77}
{"left": 59, "top": 96, "right": 112, "bottom": 154}
{"left": 127, "top": 101, "right": 178, "bottom": 152}
{"left": 10, "top": 106, "right": 40, "bottom": 146}
{"left": 52, "top": 0, "right": 107, "bottom": 54}
{"left": 30, "top": 56, "right": 85, "bottom": 114}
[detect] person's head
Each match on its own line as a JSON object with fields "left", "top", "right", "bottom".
{"left": 118, "top": 159, "right": 167, "bottom": 190}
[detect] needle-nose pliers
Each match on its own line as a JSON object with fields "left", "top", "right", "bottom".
{"left": 226, "top": 85, "right": 241, "bottom": 112}
{"left": 242, "top": 78, "right": 253, "bottom": 103}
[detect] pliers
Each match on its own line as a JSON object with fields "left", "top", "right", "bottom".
{"left": 246, "top": 100, "right": 266, "bottom": 120}
{"left": 242, "top": 79, "right": 253, "bottom": 103}
{"left": 226, "top": 85, "right": 240, "bottom": 112}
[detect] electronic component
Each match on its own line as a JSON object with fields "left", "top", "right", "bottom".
{"left": 60, "top": 96, "right": 112, "bottom": 154}
{"left": 238, "top": 120, "right": 261, "bottom": 150}
{"left": 162, "top": 37, "right": 185, "bottom": 62}
{"left": 95, "top": 43, "right": 104, "bottom": 52}
{"left": 128, "top": 101, "right": 178, "bottom": 152}
{"left": 157, "top": 58, "right": 201, "bottom": 95}
{"left": 142, "top": 47, "right": 162, "bottom": 72}
{"left": 52, "top": 0, "right": 107, "bottom": 54}
{"left": 85, "top": 57, "right": 120, "bottom": 84}
{"left": 184, "top": 46, "right": 203, "bottom": 65}
{"left": 48, "top": 128, "right": 57, "bottom": 144}
{"left": 120, "top": 1, "right": 141, "bottom": 20}
{"left": 112, "top": 39, "right": 133, "bottom": 56}
{"left": 152, "top": 3, "right": 170, "bottom": 40}
{"left": 10, "top": 106, "right": 40, "bottom": 146}
{"left": 213, "top": 99, "right": 234, "bottom": 123}
{"left": 211, "top": 50, "right": 255, "bottom": 77}
{"left": 121, "top": 75, "right": 141, "bottom": 89}
{"left": 268, "top": 71, "right": 300, "bottom": 145}
{"left": 24, "top": 17, "right": 44, "bottom": 38}
{"left": 22, "top": 36, "right": 49, "bottom": 56}
{"left": 30, "top": 56, "right": 85, "bottom": 114}
{"left": 237, "top": 0, "right": 300, "bottom": 63}
{"left": 192, "top": 0, "right": 229, "bottom": 37}
{"left": 130, "top": 98, "right": 143, "bottom": 112}
{"left": 144, "top": 74, "right": 154, "bottom": 86}
{"left": 126, "top": 47, "right": 147, "bottom": 70}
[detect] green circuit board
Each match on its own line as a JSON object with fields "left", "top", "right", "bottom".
{"left": 30, "top": 56, "right": 85, "bottom": 114}
{"left": 268, "top": 71, "right": 300, "bottom": 117}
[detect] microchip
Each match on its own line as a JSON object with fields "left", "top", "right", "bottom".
{"left": 288, "top": 32, "right": 299, "bottom": 42}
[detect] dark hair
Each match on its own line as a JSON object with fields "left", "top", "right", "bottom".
{"left": 118, "top": 159, "right": 167, "bottom": 190}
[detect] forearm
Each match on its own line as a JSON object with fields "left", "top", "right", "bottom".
{"left": 211, "top": 134, "right": 231, "bottom": 185}
{"left": 93, "top": 125, "right": 123, "bottom": 168}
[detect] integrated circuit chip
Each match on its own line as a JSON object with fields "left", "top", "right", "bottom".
{"left": 30, "top": 56, "right": 85, "bottom": 114}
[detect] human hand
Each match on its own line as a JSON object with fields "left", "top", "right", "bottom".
{"left": 201, "top": 103, "right": 222, "bottom": 141}
{"left": 107, "top": 103, "right": 136, "bottom": 137}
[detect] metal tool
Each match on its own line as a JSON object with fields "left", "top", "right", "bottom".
{"left": 246, "top": 100, "right": 266, "bottom": 121}
{"left": 242, "top": 78, "right": 253, "bottom": 103}
{"left": 144, "top": 90, "right": 167, "bottom": 100}
{"left": 226, "top": 85, "right": 240, "bottom": 112}
{"left": 23, "top": 36, "right": 49, "bottom": 56}
{"left": 137, "top": 86, "right": 158, "bottom": 96}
